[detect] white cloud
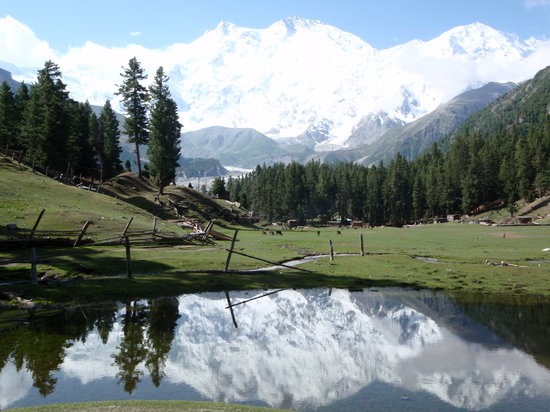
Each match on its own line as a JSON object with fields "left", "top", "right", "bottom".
{"left": 129, "top": 31, "right": 141, "bottom": 37}
{"left": 0, "top": 362, "right": 34, "bottom": 409}
{"left": 524, "top": 0, "right": 550, "bottom": 8}
{"left": 0, "top": 15, "right": 56, "bottom": 67}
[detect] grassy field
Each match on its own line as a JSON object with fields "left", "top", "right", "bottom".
{"left": 1, "top": 156, "right": 550, "bottom": 307}
{"left": 0, "top": 157, "right": 182, "bottom": 236}
{"left": 6, "top": 400, "right": 289, "bottom": 412}
{"left": 1, "top": 222, "right": 549, "bottom": 306}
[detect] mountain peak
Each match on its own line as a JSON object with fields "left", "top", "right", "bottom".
{"left": 432, "top": 22, "right": 526, "bottom": 58}
{"left": 449, "top": 22, "right": 499, "bottom": 35}
{"left": 214, "top": 21, "right": 238, "bottom": 35}
{"left": 282, "top": 17, "right": 323, "bottom": 31}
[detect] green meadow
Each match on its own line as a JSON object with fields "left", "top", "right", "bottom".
{"left": 1, "top": 223, "right": 549, "bottom": 306}
{"left": 1, "top": 157, "right": 550, "bottom": 306}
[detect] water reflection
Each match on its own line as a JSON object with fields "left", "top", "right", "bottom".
{"left": 1, "top": 289, "right": 549, "bottom": 411}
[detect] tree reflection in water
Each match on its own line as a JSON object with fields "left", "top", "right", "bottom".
{"left": 1, "top": 298, "right": 180, "bottom": 396}
{"left": 0, "top": 304, "right": 119, "bottom": 396}
{"left": 111, "top": 298, "right": 180, "bottom": 392}
{"left": 146, "top": 298, "right": 180, "bottom": 387}
{"left": 112, "top": 301, "right": 148, "bottom": 393}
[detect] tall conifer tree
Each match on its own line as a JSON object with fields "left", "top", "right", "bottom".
{"left": 147, "top": 67, "right": 182, "bottom": 195}
{"left": 100, "top": 100, "right": 122, "bottom": 179}
{"left": 20, "top": 61, "right": 70, "bottom": 171}
{"left": 0, "top": 81, "right": 18, "bottom": 149}
{"left": 117, "top": 57, "right": 149, "bottom": 178}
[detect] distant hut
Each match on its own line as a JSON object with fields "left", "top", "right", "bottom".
{"left": 287, "top": 219, "right": 299, "bottom": 229}
{"left": 517, "top": 216, "right": 534, "bottom": 225}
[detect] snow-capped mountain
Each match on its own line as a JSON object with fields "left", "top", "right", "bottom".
{"left": 4, "top": 17, "right": 549, "bottom": 154}
{"left": 166, "top": 18, "right": 547, "bottom": 149}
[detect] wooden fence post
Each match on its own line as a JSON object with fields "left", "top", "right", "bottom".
{"left": 74, "top": 220, "right": 91, "bottom": 246}
{"left": 124, "top": 235, "right": 132, "bottom": 279}
{"left": 152, "top": 217, "right": 157, "bottom": 239}
{"left": 119, "top": 217, "right": 134, "bottom": 244}
{"left": 224, "top": 291, "right": 238, "bottom": 328}
{"left": 30, "top": 247, "right": 37, "bottom": 285}
{"left": 360, "top": 233, "right": 365, "bottom": 256}
{"left": 224, "top": 229, "right": 239, "bottom": 272}
{"left": 329, "top": 239, "right": 334, "bottom": 261}
{"left": 29, "top": 209, "right": 45, "bottom": 240}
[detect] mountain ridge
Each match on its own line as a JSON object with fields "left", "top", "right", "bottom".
{"left": 2, "top": 18, "right": 548, "bottom": 171}
{"left": 352, "top": 81, "right": 519, "bottom": 165}
{"left": 179, "top": 80, "right": 519, "bottom": 168}
{"left": 5, "top": 18, "right": 547, "bottom": 147}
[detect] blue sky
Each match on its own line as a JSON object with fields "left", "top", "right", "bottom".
{"left": 1, "top": 0, "right": 549, "bottom": 51}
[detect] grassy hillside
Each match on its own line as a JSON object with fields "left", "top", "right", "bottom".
{"left": 0, "top": 158, "right": 165, "bottom": 235}
{"left": 0, "top": 156, "right": 247, "bottom": 239}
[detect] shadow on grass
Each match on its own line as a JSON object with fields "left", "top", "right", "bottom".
{"left": 3, "top": 264, "right": 421, "bottom": 307}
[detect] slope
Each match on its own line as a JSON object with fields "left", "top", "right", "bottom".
{"left": 457, "top": 65, "right": 550, "bottom": 137}
{"left": 319, "top": 81, "right": 517, "bottom": 166}
{"left": 362, "top": 81, "right": 517, "bottom": 164}
{"left": 0, "top": 156, "right": 245, "bottom": 242}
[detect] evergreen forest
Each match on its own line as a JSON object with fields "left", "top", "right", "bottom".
{"left": 1, "top": 61, "right": 548, "bottom": 227}
{"left": 226, "top": 66, "right": 550, "bottom": 226}
{"left": 0, "top": 59, "right": 181, "bottom": 194}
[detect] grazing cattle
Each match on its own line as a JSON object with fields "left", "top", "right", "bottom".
{"left": 275, "top": 230, "right": 283, "bottom": 236}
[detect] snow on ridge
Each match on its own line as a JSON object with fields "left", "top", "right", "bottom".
{"left": 3, "top": 16, "right": 548, "bottom": 150}
{"left": 170, "top": 17, "right": 545, "bottom": 147}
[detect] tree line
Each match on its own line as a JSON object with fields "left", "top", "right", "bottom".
{"left": 0, "top": 58, "right": 181, "bottom": 194}
{"left": 226, "top": 119, "right": 549, "bottom": 226}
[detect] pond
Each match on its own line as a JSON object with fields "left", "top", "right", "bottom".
{"left": 1, "top": 288, "right": 549, "bottom": 411}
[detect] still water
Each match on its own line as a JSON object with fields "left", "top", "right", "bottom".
{"left": 1, "top": 288, "right": 549, "bottom": 411}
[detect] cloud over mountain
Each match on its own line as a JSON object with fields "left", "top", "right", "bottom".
{"left": 1, "top": 16, "right": 549, "bottom": 149}
{"left": 0, "top": 16, "right": 55, "bottom": 67}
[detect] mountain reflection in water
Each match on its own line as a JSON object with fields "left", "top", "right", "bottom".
{"left": 1, "top": 289, "right": 549, "bottom": 411}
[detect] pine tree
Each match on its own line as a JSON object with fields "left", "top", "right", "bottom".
{"left": 365, "top": 163, "right": 386, "bottom": 226}
{"left": 384, "top": 154, "right": 412, "bottom": 227}
{"left": 316, "top": 163, "right": 337, "bottom": 221}
{"left": 515, "top": 132, "right": 536, "bottom": 201}
{"left": 88, "top": 110, "right": 103, "bottom": 178}
{"left": 67, "top": 101, "right": 97, "bottom": 177}
{"left": 412, "top": 172, "right": 426, "bottom": 221}
{"left": 0, "top": 81, "right": 18, "bottom": 149}
{"left": 147, "top": 67, "right": 182, "bottom": 195}
{"left": 20, "top": 61, "right": 70, "bottom": 171}
{"left": 210, "top": 176, "right": 229, "bottom": 199}
{"left": 100, "top": 100, "right": 122, "bottom": 179}
{"left": 117, "top": 57, "right": 149, "bottom": 178}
